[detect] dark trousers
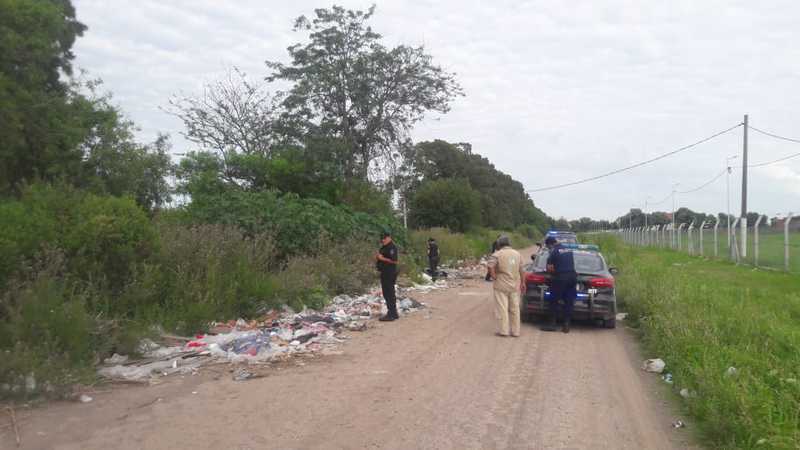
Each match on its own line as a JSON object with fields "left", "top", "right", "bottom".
{"left": 549, "top": 277, "right": 577, "bottom": 322}
{"left": 428, "top": 257, "right": 439, "bottom": 276}
{"left": 380, "top": 270, "right": 398, "bottom": 317}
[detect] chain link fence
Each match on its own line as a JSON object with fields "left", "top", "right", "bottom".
{"left": 617, "top": 214, "right": 800, "bottom": 273}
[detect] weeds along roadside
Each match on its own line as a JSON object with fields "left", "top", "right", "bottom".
{"left": 585, "top": 234, "right": 800, "bottom": 450}
{"left": 0, "top": 184, "right": 539, "bottom": 400}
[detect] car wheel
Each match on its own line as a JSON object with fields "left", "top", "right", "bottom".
{"left": 603, "top": 318, "right": 616, "bottom": 329}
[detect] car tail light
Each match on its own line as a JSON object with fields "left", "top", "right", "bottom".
{"left": 526, "top": 273, "right": 548, "bottom": 285}
{"left": 589, "top": 277, "right": 615, "bottom": 288}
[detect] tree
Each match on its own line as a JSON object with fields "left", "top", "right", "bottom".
{"left": 267, "top": 5, "right": 463, "bottom": 179}
{"left": 0, "top": 0, "right": 88, "bottom": 193}
{"left": 167, "top": 68, "right": 281, "bottom": 178}
{"left": 406, "top": 140, "right": 549, "bottom": 231}
{"left": 410, "top": 179, "right": 481, "bottom": 232}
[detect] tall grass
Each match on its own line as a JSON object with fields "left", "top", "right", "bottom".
{"left": 586, "top": 234, "right": 800, "bottom": 449}
{"left": 409, "top": 227, "right": 538, "bottom": 268}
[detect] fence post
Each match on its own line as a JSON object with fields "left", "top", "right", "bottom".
{"left": 785, "top": 213, "right": 794, "bottom": 272}
{"left": 678, "top": 223, "right": 687, "bottom": 251}
{"left": 713, "top": 218, "right": 719, "bottom": 257}
{"left": 688, "top": 221, "right": 696, "bottom": 255}
{"left": 754, "top": 215, "right": 764, "bottom": 267}
{"left": 731, "top": 218, "right": 741, "bottom": 263}
{"left": 699, "top": 220, "right": 707, "bottom": 256}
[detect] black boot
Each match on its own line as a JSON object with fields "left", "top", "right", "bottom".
{"left": 541, "top": 314, "right": 558, "bottom": 332}
{"left": 562, "top": 318, "right": 571, "bottom": 333}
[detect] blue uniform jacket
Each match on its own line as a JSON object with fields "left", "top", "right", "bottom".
{"left": 546, "top": 243, "right": 577, "bottom": 279}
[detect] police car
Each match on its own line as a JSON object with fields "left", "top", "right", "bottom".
{"left": 522, "top": 243, "right": 619, "bottom": 328}
{"left": 544, "top": 230, "right": 578, "bottom": 244}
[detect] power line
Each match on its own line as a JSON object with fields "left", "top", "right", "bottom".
{"left": 676, "top": 168, "right": 726, "bottom": 194}
{"left": 748, "top": 151, "right": 800, "bottom": 168}
{"left": 748, "top": 125, "right": 800, "bottom": 144}
{"left": 526, "top": 123, "right": 742, "bottom": 193}
{"left": 648, "top": 192, "right": 673, "bottom": 206}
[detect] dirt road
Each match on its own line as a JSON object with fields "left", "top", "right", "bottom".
{"left": 3, "top": 253, "right": 696, "bottom": 450}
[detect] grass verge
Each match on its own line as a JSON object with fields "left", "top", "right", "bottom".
{"left": 586, "top": 234, "right": 800, "bottom": 449}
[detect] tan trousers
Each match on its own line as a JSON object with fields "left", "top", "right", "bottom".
{"left": 493, "top": 289, "right": 521, "bottom": 336}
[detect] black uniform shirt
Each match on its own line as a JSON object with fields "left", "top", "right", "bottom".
{"left": 428, "top": 242, "right": 439, "bottom": 259}
{"left": 546, "top": 243, "right": 577, "bottom": 279}
{"left": 378, "top": 241, "right": 399, "bottom": 274}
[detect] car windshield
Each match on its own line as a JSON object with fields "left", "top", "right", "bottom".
{"left": 534, "top": 250, "right": 606, "bottom": 273}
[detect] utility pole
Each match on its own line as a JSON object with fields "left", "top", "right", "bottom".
{"left": 740, "top": 114, "right": 749, "bottom": 258}
{"left": 726, "top": 154, "right": 738, "bottom": 251}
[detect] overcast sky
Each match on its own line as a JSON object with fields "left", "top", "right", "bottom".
{"left": 72, "top": 0, "right": 800, "bottom": 221}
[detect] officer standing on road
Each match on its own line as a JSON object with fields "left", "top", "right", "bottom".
{"left": 487, "top": 235, "right": 526, "bottom": 337}
{"left": 542, "top": 236, "right": 577, "bottom": 333}
{"left": 376, "top": 231, "right": 400, "bottom": 321}
{"left": 427, "top": 237, "right": 440, "bottom": 280}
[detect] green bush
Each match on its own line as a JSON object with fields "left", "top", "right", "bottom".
{"left": 64, "top": 194, "right": 157, "bottom": 292}
{"left": 275, "top": 238, "right": 377, "bottom": 311}
{"left": 0, "top": 249, "right": 96, "bottom": 399}
{"left": 124, "top": 223, "right": 279, "bottom": 334}
{"left": 0, "top": 184, "right": 74, "bottom": 288}
{"left": 186, "top": 189, "right": 402, "bottom": 258}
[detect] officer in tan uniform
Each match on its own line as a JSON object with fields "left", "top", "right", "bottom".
{"left": 487, "top": 235, "right": 526, "bottom": 337}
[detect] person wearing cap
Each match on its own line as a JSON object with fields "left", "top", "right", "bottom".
{"left": 487, "top": 235, "right": 525, "bottom": 337}
{"left": 427, "top": 237, "right": 440, "bottom": 280}
{"left": 375, "top": 231, "right": 400, "bottom": 321}
{"left": 542, "top": 236, "right": 577, "bottom": 333}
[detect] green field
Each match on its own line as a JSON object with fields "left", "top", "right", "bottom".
{"left": 587, "top": 235, "right": 800, "bottom": 450}
{"left": 644, "top": 229, "right": 800, "bottom": 273}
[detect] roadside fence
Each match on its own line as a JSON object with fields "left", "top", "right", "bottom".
{"left": 616, "top": 214, "right": 800, "bottom": 273}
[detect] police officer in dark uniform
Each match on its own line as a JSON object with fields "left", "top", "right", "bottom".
{"left": 427, "top": 237, "right": 439, "bottom": 280}
{"left": 542, "top": 236, "right": 577, "bottom": 333}
{"left": 376, "top": 231, "right": 399, "bottom": 321}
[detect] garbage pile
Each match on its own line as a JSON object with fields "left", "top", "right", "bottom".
{"left": 99, "top": 292, "right": 427, "bottom": 383}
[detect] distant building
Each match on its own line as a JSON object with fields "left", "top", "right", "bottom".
{"left": 772, "top": 217, "right": 800, "bottom": 231}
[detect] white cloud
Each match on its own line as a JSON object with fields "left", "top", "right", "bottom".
{"left": 72, "top": 0, "right": 800, "bottom": 220}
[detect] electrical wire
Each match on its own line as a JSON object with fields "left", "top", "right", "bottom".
{"left": 749, "top": 151, "right": 800, "bottom": 168}
{"left": 526, "top": 123, "right": 742, "bottom": 193}
{"left": 748, "top": 125, "right": 800, "bottom": 144}
{"left": 676, "top": 168, "right": 727, "bottom": 194}
{"left": 648, "top": 192, "right": 673, "bottom": 206}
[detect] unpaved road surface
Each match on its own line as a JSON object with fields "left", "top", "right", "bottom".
{"left": 3, "top": 251, "right": 696, "bottom": 450}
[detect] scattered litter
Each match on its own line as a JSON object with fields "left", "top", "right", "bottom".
{"left": 191, "top": 391, "right": 197, "bottom": 395}
{"left": 662, "top": 373, "right": 673, "bottom": 384}
{"left": 96, "top": 269, "right": 483, "bottom": 383}
{"left": 672, "top": 420, "right": 686, "bottom": 429}
{"left": 756, "top": 438, "right": 767, "bottom": 445}
{"left": 78, "top": 394, "right": 93, "bottom": 403}
{"left": 346, "top": 321, "right": 367, "bottom": 331}
{"left": 103, "top": 353, "right": 128, "bottom": 365}
{"left": 233, "top": 367, "right": 255, "bottom": 381}
{"left": 643, "top": 358, "right": 666, "bottom": 373}
{"left": 725, "top": 366, "right": 738, "bottom": 377}
{"left": 679, "top": 388, "right": 693, "bottom": 399}
{"left": 616, "top": 312, "right": 628, "bottom": 321}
